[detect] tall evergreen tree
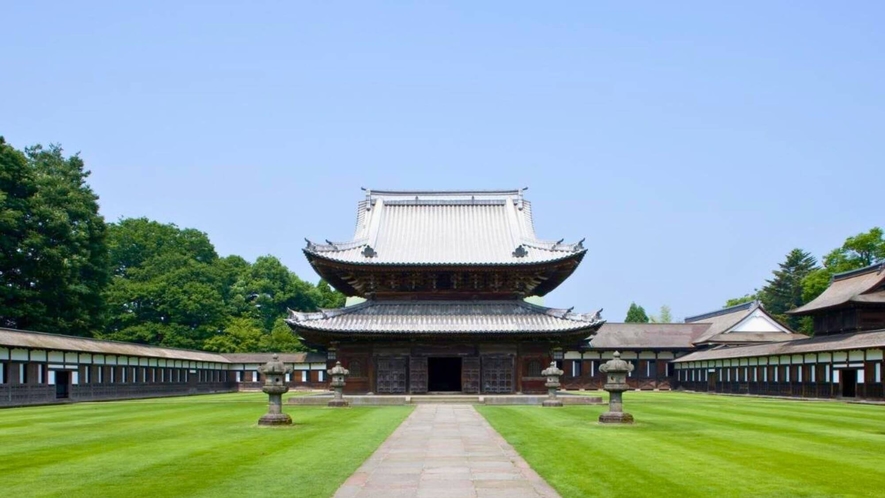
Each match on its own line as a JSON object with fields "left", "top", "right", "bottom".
{"left": 758, "top": 249, "right": 817, "bottom": 330}
{"left": 624, "top": 302, "right": 649, "bottom": 323}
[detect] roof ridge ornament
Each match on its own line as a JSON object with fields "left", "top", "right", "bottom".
{"left": 361, "top": 245, "right": 377, "bottom": 258}
{"left": 512, "top": 244, "right": 528, "bottom": 258}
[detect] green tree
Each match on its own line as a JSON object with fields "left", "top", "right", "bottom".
{"left": 203, "top": 317, "right": 264, "bottom": 353}
{"left": 725, "top": 293, "right": 758, "bottom": 308}
{"left": 259, "top": 318, "right": 304, "bottom": 352}
{"left": 0, "top": 138, "right": 37, "bottom": 329}
{"left": 625, "top": 302, "right": 649, "bottom": 323}
{"left": 103, "top": 219, "right": 226, "bottom": 348}
{"left": 317, "top": 279, "right": 346, "bottom": 309}
{"left": 0, "top": 139, "right": 109, "bottom": 336}
{"left": 758, "top": 249, "right": 818, "bottom": 330}
{"left": 650, "top": 305, "right": 673, "bottom": 323}
{"left": 802, "top": 228, "right": 885, "bottom": 304}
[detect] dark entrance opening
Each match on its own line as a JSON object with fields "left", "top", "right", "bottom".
{"left": 842, "top": 369, "right": 857, "bottom": 398}
{"left": 428, "top": 357, "right": 462, "bottom": 392}
{"left": 55, "top": 371, "right": 70, "bottom": 399}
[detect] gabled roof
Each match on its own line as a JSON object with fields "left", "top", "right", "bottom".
{"left": 588, "top": 323, "right": 710, "bottom": 350}
{"left": 287, "top": 300, "right": 603, "bottom": 338}
{"left": 304, "top": 189, "right": 585, "bottom": 266}
{"left": 685, "top": 301, "right": 798, "bottom": 345}
{"left": 789, "top": 263, "right": 885, "bottom": 315}
{"left": 673, "top": 329, "right": 885, "bottom": 363}
{"left": 0, "top": 328, "right": 229, "bottom": 363}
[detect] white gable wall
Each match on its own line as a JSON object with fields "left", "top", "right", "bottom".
{"left": 728, "top": 308, "right": 791, "bottom": 334}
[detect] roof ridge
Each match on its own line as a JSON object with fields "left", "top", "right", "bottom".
{"left": 366, "top": 189, "right": 523, "bottom": 197}
{"left": 832, "top": 262, "right": 885, "bottom": 282}
{"left": 685, "top": 300, "right": 757, "bottom": 323}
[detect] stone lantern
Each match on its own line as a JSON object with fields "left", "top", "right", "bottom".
{"left": 258, "top": 353, "right": 292, "bottom": 426}
{"left": 598, "top": 351, "right": 634, "bottom": 424}
{"left": 327, "top": 361, "right": 350, "bottom": 407}
{"left": 541, "top": 361, "right": 564, "bottom": 407}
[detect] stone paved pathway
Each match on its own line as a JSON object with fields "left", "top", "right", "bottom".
{"left": 334, "top": 404, "right": 560, "bottom": 498}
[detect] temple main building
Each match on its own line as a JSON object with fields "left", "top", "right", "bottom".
{"left": 286, "top": 189, "right": 604, "bottom": 394}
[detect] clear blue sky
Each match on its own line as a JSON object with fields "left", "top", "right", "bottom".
{"left": 3, "top": 2, "right": 882, "bottom": 321}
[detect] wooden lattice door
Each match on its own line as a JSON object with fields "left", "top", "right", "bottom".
{"left": 376, "top": 357, "right": 407, "bottom": 394}
{"left": 461, "top": 356, "right": 480, "bottom": 394}
{"left": 410, "top": 356, "right": 428, "bottom": 394}
{"left": 481, "top": 356, "right": 514, "bottom": 394}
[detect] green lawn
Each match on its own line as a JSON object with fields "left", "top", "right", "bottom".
{"left": 0, "top": 393, "right": 412, "bottom": 498}
{"left": 477, "top": 392, "right": 885, "bottom": 498}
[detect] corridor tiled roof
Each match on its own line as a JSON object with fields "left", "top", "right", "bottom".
{"left": 0, "top": 327, "right": 229, "bottom": 362}
{"left": 589, "top": 323, "right": 710, "bottom": 349}
{"left": 673, "top": 329, "right": 885, "bottom": 363}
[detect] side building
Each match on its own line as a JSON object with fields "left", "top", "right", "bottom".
{"left": 561, "top": 300, "right": 800, "bottom": 391}
{"left": 0, "top": 328, "right": 327, "bottom": 407}
{"left": 673, "top": 263, "right": 885, "bottom": 400}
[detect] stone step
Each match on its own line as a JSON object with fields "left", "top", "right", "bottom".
{"left": 287, "top": 393, "right": 603, "bottom": 406}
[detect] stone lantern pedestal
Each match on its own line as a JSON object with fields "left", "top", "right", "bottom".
{"left": 327, "top": 361, "right": 350, "bottom": 407}
{"left": 599, "top": 351, "right": 634, "bottom": 424}
{"left": 258, "top": 354, "right": 293, "bottom": 426}
{"left": 541, "top": 361, "right": 564, "bottom": 407}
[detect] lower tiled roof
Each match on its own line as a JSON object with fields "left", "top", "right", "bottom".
{"left": 287, "top": 300, "right": 603, "bottom": 334}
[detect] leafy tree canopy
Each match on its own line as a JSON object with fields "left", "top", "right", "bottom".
{"left": 649, "top": 305, "right": 673, "bottom": 323}
{"left": 725, "top": 293, "right": 758, "bottom": 308}
{"left": 0, "top": 139, "right": 108, "bottom": 336}
{"left": 802, "top": 227, "right": 885, "bottom": 304}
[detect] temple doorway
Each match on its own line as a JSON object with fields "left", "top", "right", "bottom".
{"left": 55, "top": 371, "right": 70, "bottom": 399}
{"left": 841, "top": 369, "right": 857, "bottom": 398}
{"left": 428, "top": 357, "right": 462, "bottom": 392}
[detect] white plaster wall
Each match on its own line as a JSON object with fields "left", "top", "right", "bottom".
{"left": 730, "top": 310, "right": 789, "bottom": 333}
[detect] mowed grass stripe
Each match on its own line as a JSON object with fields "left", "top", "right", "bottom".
{"left": 477, "top": 392, "right": 885, "bottom": 498}
{"left": 0, "top": 393, "right": 412, "bottom": 498}
{"left": 639, "top": 401, "right": 884, "bottom": 459}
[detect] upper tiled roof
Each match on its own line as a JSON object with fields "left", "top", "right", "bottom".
{"left": 0, "top": 328, "right": 229, "bottom": 363}
{"left": 287, "top": 300, "right": 603, "bottom": 335}
{"left": 589, "top": 323, "right": 710, "bottom": 349}
{"left": 673, "top": 329, "right": 885, "bottom": 363}
{"left": 789, "top": 263, "right": 885, "bottom": 314}
{"left": 304, "top": 189, "right": 585, "bottom": 266}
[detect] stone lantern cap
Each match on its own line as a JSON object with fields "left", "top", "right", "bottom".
{"left": 541, "top": 361, "right": 564, "bottom": 377}
{"left": 328, "top": 361, "right": 350, "bottom": 377}
{"left": 260, "top": 353, "right": 291, "bottom": 376}
{"left": 600, "top": 351, "right": 633, "bottom": 374}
